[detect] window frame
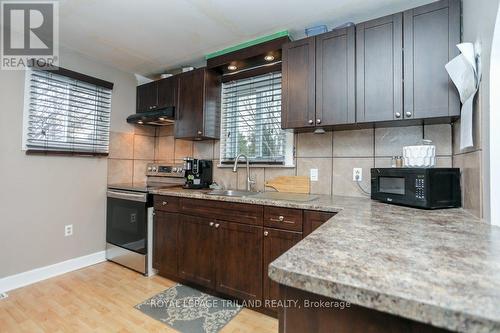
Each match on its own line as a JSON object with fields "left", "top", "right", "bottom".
{"left": 219, "top": 71, "right": 294, "bottom": 167}
{"left": 22, "top": 66, "right": 113, "bottom": 157}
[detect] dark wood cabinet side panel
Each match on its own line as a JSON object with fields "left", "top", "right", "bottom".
{"left": 316, "top": 26, "right": 356, "bottom": 126}
{"left": 303, "top": 210, "right": 336, "bottom": 236}
{"left": 356, "top": 14, "right": 403, "bottom": 123}
{"left": 216, "top": 221, "right": 263, "bottom": 301}
{"left": 175, "top": 69, "right": 205, "bottom": 138}
{"left": 202, "top": 68, "right": 222, "bottom": 139}
{"left": 177, "top": 214, "right": 216, "bottom": 289}
{"left": 281, "top": 37, "right": 316, "bottom": 129}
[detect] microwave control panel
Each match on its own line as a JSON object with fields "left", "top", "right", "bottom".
{"left": 415, "top": 177, "right": 425, "bottom": 200}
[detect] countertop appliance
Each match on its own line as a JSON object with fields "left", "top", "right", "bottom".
{"left": 106, "top": 163, "right": 183, "bottom": 275}
{"left": 371, "top": 168, "right": 461, "bottom": 209}
{"left": 183, "top": 158, "right": 212, "bottom": 189}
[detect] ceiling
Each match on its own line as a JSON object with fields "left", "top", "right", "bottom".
{"left": 58, "top": 0, "right": 436, "bottom": 77}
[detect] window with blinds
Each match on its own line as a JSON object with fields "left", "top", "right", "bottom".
{"left": 23, "top": 69, "right": 112, "bottom": 155}
{"left": 220, "top": 71, "right": 291, "bottom": 164}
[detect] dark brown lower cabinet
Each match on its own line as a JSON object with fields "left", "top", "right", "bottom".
{"left": 263, "top": 228, "right": 302, "bottom": 311}
{"left": 303, "top": 210, "right": 336, "bottom": 236}
{"left": 177, "top": 214, "right": 216, "bottom": 289}
{"left": 154, "top": 211, "right": 179, "bottom": 277}
{"left": 215, "top": 221, "right": 263, "bottom": 301}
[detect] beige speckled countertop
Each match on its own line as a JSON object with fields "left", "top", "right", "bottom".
{"left": 150, "top": 187, "right": 500, "bottom": 333}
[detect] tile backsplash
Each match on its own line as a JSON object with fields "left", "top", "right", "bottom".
{"left": 108, "top": 124, "right": 453, "bottom": 199}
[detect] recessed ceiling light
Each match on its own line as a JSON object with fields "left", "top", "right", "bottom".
{"left": 227, "top": 64, "right": 237, "bottom": 71}
{"left": 264, "top": 55, "right": 275, "bottom": 62}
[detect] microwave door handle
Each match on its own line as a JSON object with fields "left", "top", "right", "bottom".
{"left": 107, "top": 190, "right": 147, "bottom": 202}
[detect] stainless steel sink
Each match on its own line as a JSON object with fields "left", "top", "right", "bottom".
{"left": 206, "top": 189, "right": 259, "bottom": 197}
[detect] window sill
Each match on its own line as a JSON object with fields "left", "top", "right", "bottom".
{"left": 217, "top": 164, "right": 295, "bottom": 169}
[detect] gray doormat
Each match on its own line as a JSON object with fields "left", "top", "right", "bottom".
{"left": 135, "top": 284, "right": 242, "bottom": 333}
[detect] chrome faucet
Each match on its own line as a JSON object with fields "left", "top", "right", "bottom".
{"left": 232, "top": 154, "right": 255, "bottom": 191}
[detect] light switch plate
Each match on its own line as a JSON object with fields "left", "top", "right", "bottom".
{"left": 310, "top": 168, "right": 318, "bottom": 181}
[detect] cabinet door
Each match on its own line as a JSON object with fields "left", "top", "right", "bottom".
{"left": 356, "top": 14, "right": 403, "bottom": 123}
{"left": 175, "top": 69, "right": 205, "bottom": 139}
{"left": 403, "top": 0, "right": 460, "bottom": 119}
{"left": 303, "top": 211, "right": 336, "bottom": 237}
{"left": 281, "top": 37, "right": 316, "bottom": 129}
{"left": 157, "top": 76, "right": 178, "bottom": 109}
{"left": 263, "top": 228, "right": 302, "bottom": 309}
{"left": 177, "top": 214, "right": 216, "bottom": 289}
{"left": 215, "top": 221, "right": 263, "bottom": 301}
{"left": 316, "top": 26, "right": 356, "bottom": 126}
{"left": 154, "top": 211, "right": 178, "bottom": 277}
{"left": 136, "top": 81, "right": 158, "bottom": 113}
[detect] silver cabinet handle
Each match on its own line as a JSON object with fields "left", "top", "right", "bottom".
{"left": 209, "top": 222, "right": 214, "bottom": 227}
{"left": 405, "top": 111, "right": 412, "bottom": 117}
{"left": 316, "top": 119, "right": 321, "bottom": 124}
{"left": 162, "top": 201, "right": 167, "bottom": 206}
{"left": 279, "top": 215, "right": 284, "bottom": 221}
{"left": 395, "top": 112, "right": 402, "bottom": 118}
{"left": 308, "top": 119, "right": 313, "bottom": 125}
{"left": 215, "top": 223, "right": 220, "bottom": 228}
{"left": 264, "top": 231, "right": 269, "bottom": 236}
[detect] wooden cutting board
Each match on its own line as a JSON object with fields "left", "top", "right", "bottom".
{"left": 265, "top": 176, "right": 310, "bottom": 194}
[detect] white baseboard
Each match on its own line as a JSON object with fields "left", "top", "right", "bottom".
{"left": 0, "top": 251, "right": 106, "bottom": 293}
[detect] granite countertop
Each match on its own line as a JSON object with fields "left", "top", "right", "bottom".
{"left": 151, "top": 187, "right": 500, "bottom": 333}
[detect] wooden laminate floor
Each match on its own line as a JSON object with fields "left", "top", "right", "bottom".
{"left": 0, "top": 262, "right": 278, "bottom": 333}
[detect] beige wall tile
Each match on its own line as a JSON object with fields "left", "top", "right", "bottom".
{"left": 213, "top": 162, "right": 238, "bottom": 190}
{"left": 453, "top": 151, "right": 482, "bottom": 218}
{"left": 133, "top": 135, "right": 155, "bottom": 160}
{"left": 107, "top": 159, "right": 133, "bottom": 184}
{"left": 108, "top": 131, "right": 133, "bottom": 159}
{"left": 332, "top": 158, "right": 373, "bottom": 197}
{"left": 158, "top": 125, "right": 174, "bottom": 137}
{"left": 424, "top": 124, "right": 452, "bottom": 156}
{"left": 175, "top": 139, "right": 193, "bottom": 160}
{"left": 193, "top": 140, "right": 214, "bottom": 160}
{"left": 374, "top": 157, "right": 392, "bottom": 168}
{"left": 134, "top": 126, "right": 156, "bottom": 137}
{"left": 133, "top": 160, "right": 152, "bottom": 184}
{"left": 296, "top": 158, "right": 332, "bottom": 195}
{"left": 436, "top": 156, "right": 452, "bottom": 167}
{"left": 296, "top": 132, "right": 333, "bottom": 158}
{"left": 213, "top": 140, "right": 221, "bottom": 160}
{"left": 237, "top": 167, "right": 265, "bottom": 192}
{"left": 156, "top": 136, "right": 175, "bottom": 162}
{"left": 375, "top": 126, "right": 423, "bottom": 157}
{"left": 333, "top": 129, "right": 374, "bottom": 157}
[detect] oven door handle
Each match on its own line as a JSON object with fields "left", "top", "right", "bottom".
{"left": 107, "top": 190, "right": 147, "bottom": 202}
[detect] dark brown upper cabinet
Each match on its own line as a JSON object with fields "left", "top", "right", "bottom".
{"left": 281, "top": 37, "right": 316, "bottom": 129}
{"left": 403, "top": 0, "right": 461, "bottom": 120}
{"left": 282, "top": 27, "right": 356, "bottom": 129}
{"left": 175, "top": 68, "right": 221, "bottom": 140}
{"left": 356, "top": 13, "right": 403, "bottom": 123}
{"left": 316, "top": 26, "right": 356, "bottom": 126}
{"left": 136, "top": 76, "right": 177, "bottom": 113}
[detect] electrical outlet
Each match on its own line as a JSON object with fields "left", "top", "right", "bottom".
{"left": 310, "top": 168, "right": 318, "bottom": 181}
{"left": 353, "top": 168, "right": 362, "bottom": 181}
{"left": 64, "top": 224, "right": 73, "bottom": 237}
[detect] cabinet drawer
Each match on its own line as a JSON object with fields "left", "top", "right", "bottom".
{"left": 154, "top": 196, "right": 180, "bottom": 213}
{"left": 264, "top": 206, "right": 303, "bottom": 232}
{"left": 179, "top": 198, "right": 263, "bottom": 226}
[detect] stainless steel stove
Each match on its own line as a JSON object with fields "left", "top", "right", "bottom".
{"left": 106, "top": 163, "right": 183, "bottom": 276}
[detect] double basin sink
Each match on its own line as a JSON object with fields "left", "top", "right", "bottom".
{"left": 206, "top": 189, "right": 319, "bottom": 202}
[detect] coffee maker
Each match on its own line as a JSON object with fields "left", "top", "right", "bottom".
{"left": 183, "top": 158, "right": 213, "bottom": 189}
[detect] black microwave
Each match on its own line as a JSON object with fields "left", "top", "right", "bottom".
{"left": 371, "top": 168, "right": 461, "bottom": 209}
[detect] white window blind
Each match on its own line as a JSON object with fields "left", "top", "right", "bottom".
{"left": 221, "top": 71, "right": 289, "bottom": 164}
{"left": 24, "top": 69, "right": 112, "bottom": 155}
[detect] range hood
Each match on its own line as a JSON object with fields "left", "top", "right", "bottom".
{"left": 126, "top": 107, "right": 175, "bottom": 126}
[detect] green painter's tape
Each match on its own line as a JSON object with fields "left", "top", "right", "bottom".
{"left": 205, "top": 31, "right": 289, "bottom": 60}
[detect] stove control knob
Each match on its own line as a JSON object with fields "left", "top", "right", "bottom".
{"left": 147, "top": 167, "right": 152, "bottom": 172}
{"left": 152, "top": 167, "right": 157, "bottom": 172}
{"left": 172, "top": 167, "right": 177, "bottom": 172}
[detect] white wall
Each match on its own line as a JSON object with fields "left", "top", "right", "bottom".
{"left": 0, "top": 47, "right": 136, "bottom": 278}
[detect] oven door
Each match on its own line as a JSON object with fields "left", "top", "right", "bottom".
{"left": 106, "top": 190, "right": 148, "bottom": 255}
